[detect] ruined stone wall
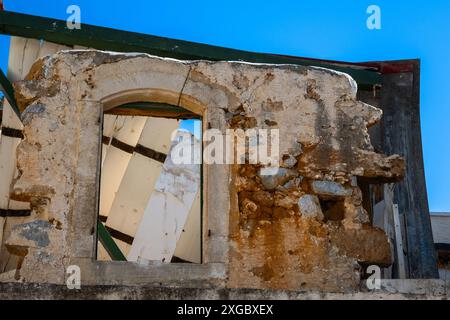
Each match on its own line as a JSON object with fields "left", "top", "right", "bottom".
{"left": 0, "top": 50, "right": 404, "bottom": 291}
{"left": 212, "top": 65, "right": 404, "bottom": 291}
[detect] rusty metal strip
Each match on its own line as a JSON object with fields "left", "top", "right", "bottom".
{"left": 1, "top": 127, "right": 24, "bottom": 139}
{"left": 0, "top": 209, "right": 31, "bottom": 217}
{"left": 134, "top": 144, "right": 167, "bottom": 163}
{"left": 108, "top": 138, "right": 167, "bottom": 163}
{"left": 105, "top": 225, "right": 134, "bottom": 245}
{"left": 110, "top": 137, "right": 134, "bottom": 154}
{"left": 102, "top": 135, "right": 111, "bottom": 145}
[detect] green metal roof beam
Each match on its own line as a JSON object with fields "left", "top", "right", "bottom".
{"left": 0, "top": 10, "right": 381, "bottom": 86}
{"left": 0, "top": 67, "right": 20, "bottom": 117}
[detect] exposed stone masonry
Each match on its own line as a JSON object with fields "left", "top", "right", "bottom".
{"left": 0, "top": 50, "right": 404, "bottom": 291}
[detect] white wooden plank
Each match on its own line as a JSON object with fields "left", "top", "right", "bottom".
{"left": 7, "top": 200, "right": 30, "bottom": 210}
{"left": 173, "top": 191, "right": 201, "bottom": 263}
{"left": 106, "top": 118, "right": 178, "bottom": 243}
{"left": 7, "top": 36, "right": 27, "bottom": 82}
{"left": 103, "top": 115, "right": 117, "bottom": 138}
{"left": 36, "top": 41, "right": 71, "bottom": 60}
{"left": 106, "top": 154, "right": 163, "bottom": 236}
{"left": 392, "top": 204, "right": 406, "bottom": 279}
{"left": 36, "top": 41, "right": 60, "bottom": 58}
{"left": 8, "top": 38, "right": 72, "bottom": 83}
{"left": 99, "top": 116, "right": 147, "bottom": 218}
{"left": 128, "top": 130, "right": 200, "bottom": 263}
{"left": 136, "top": 117, "right": 178, "bottom": 153}
{"left": 116, "top": 239, "right": 131, "bottom": 257}
{"left": 73, "top": 45, "right": 89, "bottom": 50}
{"left": 0, "top": 101, "right": 26, "bottom": 264}
{"left": 1, "top": 39, "right": 63, "bottom": 271}
{"left": 97, "top": 240, "right": 111, "bottom": 261}
{"left": 97, "top": 232, "right": 130, "bottom": 261}
{"left": 101, "top": 115, "right": 118, "bottom": 166}
{"left": 372, "top": 184, "right": 397, "bottom": 279}
{"left": 19, "top": 39, "right": 41, "bottom": 80}
{"left": 0, "top": 101, "right": 23, "bottom": 207}
{"left": 0, "top": 99, "right": 23, "bottom": 132}
{"left": 111, "top": 115, "right": 145, "bottom": 146}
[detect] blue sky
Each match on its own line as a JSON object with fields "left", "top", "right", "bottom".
{"left": 0, "top": 0, "right": 449, "bottom": 212}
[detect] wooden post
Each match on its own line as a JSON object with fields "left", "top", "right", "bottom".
{"left": 379, "top": 60, "right": 438, "bottom": 278}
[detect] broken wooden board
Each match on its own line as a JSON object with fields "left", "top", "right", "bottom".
{"left": 0, "top": 101, "right": 30, "bottom": 273}
{"left": 8, "top": 37, "right": 72, "bottom": 82}
{"left": 0, "top": 101, "right": 24, "bottom": 245}
{"left": 105, "top": 117, "right": 178, "bottom": 255}
{"left": 128, "top": 130, "right": 201, "bottom": 263}
{"left": 101, "top": 114, "right": 117, "bottom": 166}
{"left": 173, "top": 191, "right": 201, "bottom": 263}
{"left": 99, "top": 115, "right": 147, "bottom": 219}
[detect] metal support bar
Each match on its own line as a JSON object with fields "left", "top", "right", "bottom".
{"left": 97, "top": 219, "right": 127, "bottom": 261}
{"left": 0, "top": 208, "right": 31, "bottom": 217}
{"left": 0, "top": 10, "right": 381, "bottom": 87}
{"left": 0, "top": 68, "right": 20, "bottom": 117}
{"left": 106, "top": 102, "right": 199, "bottom": 119}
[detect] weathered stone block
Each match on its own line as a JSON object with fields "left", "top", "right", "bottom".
{"left": 298, "top": 194, "right": 324, "bottom": 220}
{"left": 258, "top": 168, "right": 297, "bottom": 190}
{"left": 311, "top": 180, "right": 353, "bottom": 198}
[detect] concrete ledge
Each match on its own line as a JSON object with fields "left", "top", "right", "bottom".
{"left": 374, "top": 279, "right": 448, "bottom": 296}
{"left": 73, "top": 260, "right": 227, "bottom": 288}
{"left": 0, "top": 280, "right": 448, "bottom": 300}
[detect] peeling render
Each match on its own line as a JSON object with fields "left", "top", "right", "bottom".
{"left": 0, "top": 50, "right": 404, "bottom": 291}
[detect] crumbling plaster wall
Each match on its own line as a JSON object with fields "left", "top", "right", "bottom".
{"left": 1, "top": 50, "right": 404, "bottom": 291}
